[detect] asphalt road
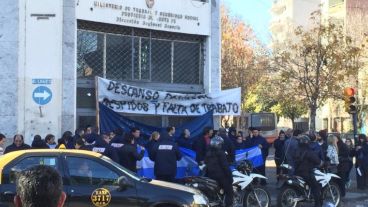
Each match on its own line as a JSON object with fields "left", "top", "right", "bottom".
{"left": 263, "top": 148, "right": 368, "bottom": 207}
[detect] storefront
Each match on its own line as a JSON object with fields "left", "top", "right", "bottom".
{"left": 0, "top": 0, "right": 221, "bottom": 143}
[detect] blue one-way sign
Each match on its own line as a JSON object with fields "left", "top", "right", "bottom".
{"left": 32, "top": 86, "right": 52, "bottom": 105}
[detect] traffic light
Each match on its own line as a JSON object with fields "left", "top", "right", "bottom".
{"left": 344, "top": 87, "right": 357, "bottom": 114}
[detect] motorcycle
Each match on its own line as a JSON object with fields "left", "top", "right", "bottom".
{"left": 179, "top": 160, "right": 271, "bottom": 207}
{"left": 277, "top": 164, "right": 341, "bottom": 207}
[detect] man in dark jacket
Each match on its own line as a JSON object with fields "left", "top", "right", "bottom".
{"left": 194, "top": 127, "right": 213, "bottom": 165}
{"left": 336, "top": 137, "right": 351, "bottom": 197}
{"left": 131, "top": 127, "right": 148, "bottom": 147}
{"left": 31, "top": 135, "right": 49, "bottom": 149}
{"left": 295, "top": 136, "right": 322, "bottom": 207}
{"left": 84, "top": 126, "right": 99, "bottom": 144}
{"left": 309, "top": 133, "right": 325, "bottom": 163}
{"left": 90, "top": 135, "right": 119, "bottom": 163}
{"left": 176, "top": 129, "right": 192, "bottom": 149}
{"left": 249, "top": 128, "right": 269, "bottom": 185}
{"left": 149, "top": 133, "right": 182, "bottom": 182}
{"left": 110, "top": 127, "right": 125, "bottom": 144}
{"left": 118, "top": 134, "right": 145, "bottom": 172}
{"left": 4, "top": 134, "right": 31, "bottom": 154}
{"left": 356, "top": 134, "right": 368, "bottom": 190}
{"left": 274, "top": 130, "right": 286, "bottom": 181}
{"left": 218, "top": 128, "right": 236, "bottom": 163}
{"left": 284, "top": 129, "right": 302, "bottom": 175}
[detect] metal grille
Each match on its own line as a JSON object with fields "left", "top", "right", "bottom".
{"left": 77, "top": 20, "right": 205, "bottom": 85}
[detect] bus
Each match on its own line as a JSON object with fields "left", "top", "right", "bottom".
{"left": 240, "top": 112, "right": 278, "bottom": 143}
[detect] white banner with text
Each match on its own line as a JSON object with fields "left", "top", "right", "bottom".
{"left": 98, "top": 77, "right": 241, "bottom": 116}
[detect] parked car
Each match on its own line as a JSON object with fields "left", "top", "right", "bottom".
{"left": 0, "top": 149, "right": 209, "bottom": 207}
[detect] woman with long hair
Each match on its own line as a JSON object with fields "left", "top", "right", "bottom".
{"left": 326, "top": 135, "right": 339, "bottom": 172}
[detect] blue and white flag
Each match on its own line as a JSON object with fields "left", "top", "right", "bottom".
{"left": 137, "top": 146, "right": 264, "bottom": 179}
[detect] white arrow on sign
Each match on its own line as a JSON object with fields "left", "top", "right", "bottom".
{"left": 34, "top": 90, "right": 51, "bottom": 100}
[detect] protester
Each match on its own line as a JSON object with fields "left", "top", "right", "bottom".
{"left": 118, "top": 134, "right": 145, "bottom": 172}
{"left": 285, "top": 128, "right": 293, "bottom": 140}
{"left": 228, "top": 127, "right": 237, "bottom": 142}
{"left": 61, "top": 131, "right": 75, "bottom": 149}
{"left": 130, "top": 127, "right": 147, "bottom": 146}
{"left": 344, "top": 138, "right": 355, "bottom": 188}
{"left": 4, "top": 134, "right": 31, "bottom": 154}
{"left": 355, "top": 134, "right": 368, "bottom": 190}
{"left": 273, "top": 130, "right": 286, "bottom": 181}
{"left": 166, "top": 126, "right": 176, "bottom": 138}
{"left": 309, "top": 132, "right": 324, "bottom": 162}
{"left": 110, "top": 127, "right": 125, "bottom": 144}
{"left": 336, "top": 136, "right": 351, "bottom": 197}
{"left": 0, "top": 134, "right": 6, "bottom": 155}
{"left": 318, "top": 129, "right": 328, "bottom": 158}
{"left": 56, "top": 138, "right": 66, "bottom": 149}
{"left": 234, "top": 135, "right": 246, "bottom": 150}
{"left": 176, "top": 129, "right": 192, "bottom": 149}
{"left": 217, "top": 128, "right": 236, "bottom": 163}
{"left": 85, "top": 126, "right": 99, "bottom": 144}
{"left": 45, "top": 134, "right": 57, "bottom": 149}
{"left": 146, "top": 131, "right": 160, "bottom": 152}
{"left": 14, "top": 165, "right": 66, "bottom": 207}
{"left": 249, "top": 127, "right": 269, "bottom": 185}
{"left": 72, "top": 128, "right": 85, "bottom": 146}
{"left": 284, "top": 129, "right": 302, "bottom": 175}
{"left": 294, "top": 135, "right": 322, "bottom": 207}
{"left": 326, "top": 135, "right": 339, "bottom": 172}
{"left": 31, "top": 135, "right": 49, "bottom": 149}
{"left": 149, "top": 130, "right": 182, "bottom": 182}
{"left": 195, "top": 127, "right": 213, "bottom": 165}
{"left": 204, "top": 136, "right": 233, "bottom": 207}
{"left": 74, "top": 138, "right": 91, "bottom": 150}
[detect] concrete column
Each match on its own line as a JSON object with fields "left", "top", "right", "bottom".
{"left": 62, "top": 0, "right": 77, "bottom": 133}
{"left": 0, "top": 0, "right": 19, "bottom": 138}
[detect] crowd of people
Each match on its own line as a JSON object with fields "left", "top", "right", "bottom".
{"left": 273, "top": 129, "right": 368, "bottom": 207}
{"left": 1, "top": 126, "right": 368, "bottom": 207}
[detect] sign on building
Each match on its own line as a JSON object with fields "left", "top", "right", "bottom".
{"left": 76, "top": 0, "right": 211, "bottom": 35}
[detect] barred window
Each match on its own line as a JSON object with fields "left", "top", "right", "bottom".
{"left": 77, "top": 20, "right": 205, "bottom": 85}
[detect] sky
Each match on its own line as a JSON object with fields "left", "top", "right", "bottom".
{"left": 223, "top": 0, "right": 272, "bottom": 45}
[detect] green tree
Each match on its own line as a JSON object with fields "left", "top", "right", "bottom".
{"left": 273, "top": 13, "right": 363, "bottom": 131}
{"left": 244, "top": 77, "right": 308, "bottom": 125}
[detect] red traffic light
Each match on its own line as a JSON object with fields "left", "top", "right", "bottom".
{"left": 344, "top": 87, "right": 355, "bottom": 96}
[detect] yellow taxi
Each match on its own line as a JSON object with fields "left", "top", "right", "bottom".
{"left": 0, "top": 149, "right": 209, "bottom": 207}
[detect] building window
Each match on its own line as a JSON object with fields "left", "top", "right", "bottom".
{"left": 323, "top": 118, "right": 328, "bottom": 130}
{"left": 77, "top": 20, "right": 205, "bottom": 85}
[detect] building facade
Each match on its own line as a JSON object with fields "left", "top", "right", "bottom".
{"left": 270, "top": 0, "right": 320, "bottom": 47}
{"left": 0, "top": 0, "right": 221, "bottom": 143}
{"left": 317, "top": 0, "right": 368, "bottom": 132}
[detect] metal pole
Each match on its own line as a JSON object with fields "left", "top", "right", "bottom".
{"left": 353, "top": 113, "right": 358, "bottom": 144}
